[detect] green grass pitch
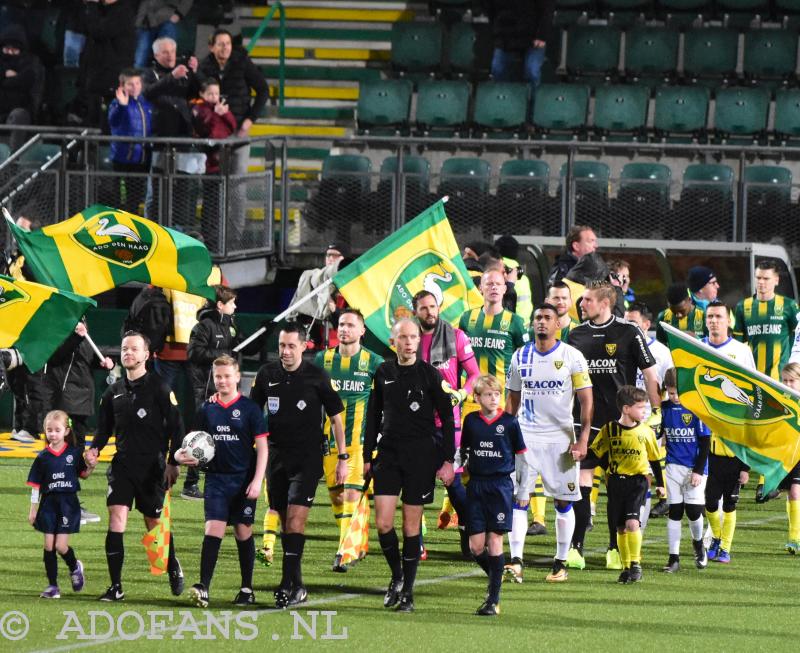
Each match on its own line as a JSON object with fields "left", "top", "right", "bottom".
{"left": 0, "top": 457, "right": 797, "bottom": 652}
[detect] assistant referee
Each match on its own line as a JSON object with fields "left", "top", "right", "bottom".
{"left": 364, "top": 318, "right": 456, "bottom": 613}
{"left": 250, "top": 322, "right": 347, "bottom": 608}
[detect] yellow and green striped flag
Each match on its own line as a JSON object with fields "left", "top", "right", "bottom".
{"left": 333, "top": 200, "right": 483, "bottom": 345}
{"left": 5, "top": 205, "right": 215, "bottom": 300}
{"left": 664, "top": 322, "right": 800, "bottom": 493}
{"left": 0, "top": 274, "right": 96, "bottom": 372}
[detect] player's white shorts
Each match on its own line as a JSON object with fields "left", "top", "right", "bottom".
{"left": 666, "top": 463, "right": 707, "bottom": 505}
{"left": 514, "top": 440, "right": 581, "bottom": 502}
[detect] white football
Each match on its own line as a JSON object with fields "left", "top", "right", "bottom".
{"left": 181, "top": 431, "right": 215, "bottom": 465}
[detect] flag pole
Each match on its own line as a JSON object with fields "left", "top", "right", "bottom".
{"left": 83, "top": 331, "right": 107, "bottom": 365}
{"left": 233, "top": 278, "right": 334, "bottom": 353}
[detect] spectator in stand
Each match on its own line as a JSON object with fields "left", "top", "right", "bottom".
{"left": 483, "top": 0, "right": 555, "bottom": 97}
{"left": 547, "top": 225, "right": 598, "bottom": 286}
{"left": 609, "top": 259, "right": 635, "bottom": 308}
{"left": 0, "top": 24, "right": 38, "bottom": 151}
{"left": 191, "top": 79, "right": 237, "bottom": 251}
{"left": 134, "top": 1, "right": 195, "bottom": 68}
{"left": 77, "top": 0, "right": 137, "bottom": 127}
{"left": 142, "top": 35, "right": 203, "bottom": 227}
{"left": 107, "top": 68, "right": 153, "bottom": 215}
{"left": 198, "top": 29, "right": 269, "bottom": 247}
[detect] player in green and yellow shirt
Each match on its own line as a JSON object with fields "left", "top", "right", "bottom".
{"left": 656, "top": 283, "right": 707, "bottom": 345}
{"left": 547, "top": 281, "right": 581, "bottom": 341}
{"left": 733, "top": 259, "right": 799, "bottom": 503}
{"left": 314, "top": 308, "right": 383, "bottom": 572}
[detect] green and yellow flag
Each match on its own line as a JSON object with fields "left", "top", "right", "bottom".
{"left": 141, "top": 492, "right": 171, "bottom": 575}
{"left": 333, "top": 200, "right": 483, "bottom": 345}
{"left": 664, "top": 322, "right": 800, "bottom": 493}
{"left": 0, "top": 274, "right": 96, "bottom": 372}
{"left": 5, "top": 205, "right": 215, "bottom": 300}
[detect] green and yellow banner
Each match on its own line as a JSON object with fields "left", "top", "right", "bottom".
{"left": 6, "top": 205, "right": 215, "bottom": 300}
{"left": 0, "top": 274, "right": 96, "bottom": 372}
{"left": 333, "top": 200, "right": 483, "bottom": 345}
{"left": 664, "top": 322, "right": 800, "bottom": 493}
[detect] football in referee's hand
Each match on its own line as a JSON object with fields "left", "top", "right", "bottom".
{"left": 181, "top": 431, "right": 216, "bottom": 465}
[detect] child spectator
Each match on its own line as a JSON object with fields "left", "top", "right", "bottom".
{"left": 27, "top": 410, "right": 95, "bottom": 598}
{"left": 191, "top": 79, "right": 236, "bottom": 251}
{"left": 660, "top": 368, "right": 710, "bottom": 573}
{"left": 591, "top": 386, "right": 665, "bottom": 584}
{"left": 460, "top": 375, "right": 527, "bottom": 616}
{"left": 108, "top": 68, "right": 153, "bottom": 215}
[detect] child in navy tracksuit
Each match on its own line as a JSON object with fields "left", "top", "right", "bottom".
{"left": 27, "top": 410, "right": 95, "bottom": 598}
{"left": 460, "top": 375, "right": 527, "bottom": 617}
{"left": 107, "top": 67, "right": 153, "bottom": 214}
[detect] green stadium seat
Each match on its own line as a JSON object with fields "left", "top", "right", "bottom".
{"left": 415, "top": 80, "right": 470, "bottom": 136}
{"left": 653, "top": 85, "right": 710, "bottom": 140}
{"left": 615, "top": 163, "right": 672, "bottom": 237}
{"left": 19, "top": 143, "right": 60, "bottom": 166}
{"left": 743, "top": 165, "right": 792, "bottom": 242}
{"left": 473, "top": 82, "right": 529, "bottom": 135}
{"left": 625, "top": 27, "right": 679, "bottom": 83}
{"left": 445, "top": 22, "right": 492, "bottom": 76}
{"left": 377, "top": 155, "right": 431, "bottom": 218}
{"left": 776, "top": 0, "right": 800, "bottom": 10}
{"left": 683, "top": 28, "right": 738, "bottom": 81}
{"left": 559, "top": 161, "right": 611, "bottom": 227}
{"left": 438, "top": 158, "right": 491, "bottom": 231}
{"left": 774, "top": 89, "right": 800, "bottom": 141}
{"left": 531, "top": 83, "right": 589, "bottom": 138}
{"left": 593, "top": 85, "right": 649, "bottom": 139}
{"left": 391, "top": 22, "right": 443, "bottom": 73}
{"left": 717, "top": 0, "right": 767, "bottom": 9}
{"left": 713, "top": 87, "right": 769, "bottom": 141}
{"left": 0, "top": 143, "right": 10, "bottom": 164}
{"left": 658, "top": 0, "right": 709, "bottom": 8}
{"left": 496, "top": 159, "right": 557, "bottom": 234}
{"left": 356, "top": 79, "right": 413, "bottom": 133}
{"left": 743, "top": 30, "right": 798, "bottom": 81}
{"left": 309, "top": 155, "right": 373, "bottom": 240}
{"left": 39, "top": 4, "right": 63, "bottom": 57}
{"left": 677, "top": 164, "right": 735, "bottom": 239}
{"left": 566, "top": 25, "right": 622, "bottom": 78}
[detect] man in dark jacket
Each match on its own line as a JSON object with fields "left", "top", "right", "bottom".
{"left": 198, "top": 29, "right": 269, "bottom": 248}
{"left": 483, "top": 0, "right": 555, "bottom": 94}
{"left": 547, "top": 225, "right": 598, "bottom": 287}
{"left": 0, "top": 24, "right": 39, "bottom": 151}
{"left": 77, "top": 0, "right": 137, "bottom": 127}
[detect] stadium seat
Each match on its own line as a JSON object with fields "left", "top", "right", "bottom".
{"left": 713, "top": 87, "right": 770, "bottom": 142}
{"left": 625, "top": 26, "right": 679, "bottom": 85}
{"left": 743, "top": 165, "right": 793, "bottom": 243}
{"left": 776, "top": 0, "right": 800, "bottom": 11}
{"left": 717, "top": 0, "right": 768, "bottom": 9}
{"left": 0, "top": 143, "right": 10, "bottom": 164}
{"left": 676, "top": 164, "right": 735, "bottom": 240}
{"left": 615, "top": 163, "right": 672, "bottom": 238}
{"left": 683, "top": 28, "right": 738, "bottom": 82}
{"left": 495, "top": 159, "right": 557, "bottom": 234}
{"left": 531, "top": 83, "right": 589, "bottom": 138}
{"left": 18, "top": 143, "right": 60, "bottom": 167}
{"left": 391, "top": 22, "right": 443, "bottom": 74}
{"left": 658, "top": 0, "right": 708, "bottom": 8}
{"left": 438, "top": 158, "right": 491, "bottom": 233}
{"left": 309, "top": 155, "right": 372, "bottom": 241}
{"left": 378, "top": 155, "right": 431, "bottom": 218}
{"left": 445, "top": 22, "right": 492, "bottom": 76}
{"left": 773, "top": 89, "right": 800, "bottom": 142}
{"left": 743, "top": 30, "right": 798, "bottom": 82}
{"left": 415, "top": 80, "right": 471, "bottom": 136}
{"left": 473, "top": 82, "right": 529, "bottom": 136}
{"left": 356, "top": 79, "right": 413, "bottom": 134}
{"left": 593, "top": 85, "right": 649, "bottom": 139}
{"left": 566, "top": 25, "right": 622, "bottom": 78}
{"left": 653, "top": 85, "right": 710, "bottom": 141}
{"left": 559, "top": 161, "right": 611, "bottom": 228}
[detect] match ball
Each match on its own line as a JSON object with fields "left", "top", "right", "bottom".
{"left": 181, "top": 431, "right": 215, "bottom": 465}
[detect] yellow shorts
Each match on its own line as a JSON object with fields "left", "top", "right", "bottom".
{"left": 324, "top": 444, "right": 365, "bottom": 492}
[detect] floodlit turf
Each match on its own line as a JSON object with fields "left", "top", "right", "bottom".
{"left": 0, "top": 457, "right": 797, "bottom": 652}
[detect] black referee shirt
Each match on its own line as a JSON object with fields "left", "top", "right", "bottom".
{"left": 567, "top": 316, "right": 655, "bottom": 429}
{"left": 93, "top": 372, "right": 185, "bottom": 465}
{"left": 250, "top": 360, "right": 343, "bottom": 454}
{"left": 364, "top": 358, "right": 456, "bottom": 463}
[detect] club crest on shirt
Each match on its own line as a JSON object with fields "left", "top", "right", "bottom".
{"left": 66, "top": 454, "right": 73, "bottom": 464}
{"left": 554, "top": 360, "right": 564, "bottom": 370}
{"left": 500, "top": 316, "right": 511, "bottom": 331}
{"left": 358, "top": 356, "right": 369, "bottom": 372}
{"left": 567, "top": 482, "right": 575, "bottom": 492}
{"left": 681, "top": 413, "right": 693, "bottom": 425}
{"left": 496, "top": 425, "right": 505, "bottom": 434}
{"left": 268, "top": 396, "right": 279, "bottom": 414}
{"left": 605, "top": 344, "right": 617, "bottom": 356}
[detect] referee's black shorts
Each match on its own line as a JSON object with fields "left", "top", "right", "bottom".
{"left": 779, "top": 461, "right": 800, "bottom": 491}
{"left": 266, "top": 448, "right": 323, "bottom": 512}
{"left": 372, "top": 437, "right": 441, "bottom": 505}
{"left": 705, "top": 453, "right": 743, "bottom": 511}
{"left": 106, "top": 457, "right": 166, "bottom": 519}
{"left": 606, "top": 473, "right": 649, "bottom": 529}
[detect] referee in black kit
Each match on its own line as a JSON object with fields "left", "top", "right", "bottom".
{"left": 250, "top": 323, "right": 348, "bottom": 608}
{"left": 85, "top": 331, "right": 185, "bottom": 602}
{"left": 364, "top": 318, "right": 456, "bottom": 613}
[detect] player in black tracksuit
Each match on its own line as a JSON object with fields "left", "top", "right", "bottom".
{"left": 249, "top": 323, "right": 346, "bottom": 609}
{"left": 87, "top": 331, "right": 185, "bottom": 602}
{"left": 364, "top": 318, "right": 456, "bottom": 613}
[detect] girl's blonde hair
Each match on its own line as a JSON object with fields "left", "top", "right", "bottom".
{"left": 781, "top": 362, "right": 800, "bottom": 383}
{"left": 43, "top": 410, "right": 75, "bottom": 447}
